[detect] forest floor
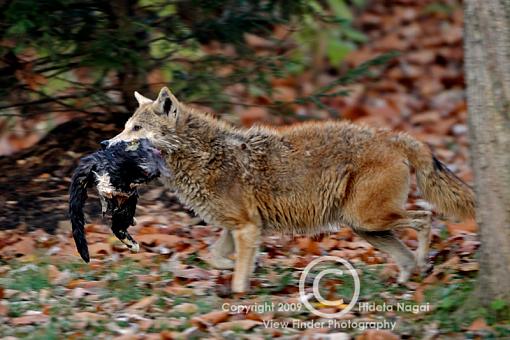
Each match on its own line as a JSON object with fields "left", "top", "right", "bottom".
{"left": 1, "top": 0, "right": 509, "bottom": 339}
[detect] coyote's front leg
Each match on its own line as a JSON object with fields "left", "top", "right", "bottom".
{"left": 232, "top": 223, "right": 261, "bottom": 293}
{"left": 209, "top": 228, "right": 235, "bottom": 269}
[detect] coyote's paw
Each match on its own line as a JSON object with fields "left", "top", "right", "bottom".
{"left": 232, "top": 279, "right": 249, "bottom": 293}
{"left": 416, "top": 256, "right": 428, "bottom": 271}
{"left": 397, "top": 270, "right": 412, "bottom": 284}
{"left": 396, "top": 259, "right": 416, "bottom": 284}
{"left": 417, "top": 260, "right": 433, "bottom": 276}
{"left": 208, "top": 256, "right": 235, "bottom": 269}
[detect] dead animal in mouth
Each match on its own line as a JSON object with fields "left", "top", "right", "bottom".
{"left": 69, "top": 139, "right": 169, "bottom": 262}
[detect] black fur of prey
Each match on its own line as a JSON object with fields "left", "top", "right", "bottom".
{"left": 69, "top": 139, "right": 168, "bottom": 262}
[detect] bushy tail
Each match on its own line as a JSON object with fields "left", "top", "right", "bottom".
{"left": 69, "top": 161, "right": 93, "bottom": 263}
{"left": 393, "top": 134, "right": 475, "bottom": 220}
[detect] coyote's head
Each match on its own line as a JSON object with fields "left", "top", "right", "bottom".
{"left": 104, "top": 87, "right": 182, "bottom": 151}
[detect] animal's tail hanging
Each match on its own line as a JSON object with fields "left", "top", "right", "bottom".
{"left": 69, "top": 159, "right": 94, "bottom": 262}
{"left": 393, "top": 133, "right": 475, "bottom": 220}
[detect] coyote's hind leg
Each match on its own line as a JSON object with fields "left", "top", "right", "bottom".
{"left": 356, "top": 229, "right": 416, "bottom": 283}
{"left": 209, "top": 228, "right": 235, "bottom": 269}
{"left": 403, "top": 210, "right": 432, "bottom": 271}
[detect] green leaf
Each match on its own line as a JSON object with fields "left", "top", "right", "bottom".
{"left": 491, "top": 299, "right": 507, "bottom": 311}
{"left": 327, "top": 0, "right": 353, "bottom": 20}
{"left": 327, "top": 40, "right": 353, "bottom": 66}
{"left": 342, "top": 27, "right": 368, "bottom": 43}
{"left": 352, "top": 0, "right": 366, "bottom": 7}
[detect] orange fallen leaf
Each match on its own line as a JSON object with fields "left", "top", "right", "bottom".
{"left": 296, "top": 237, "right": 322, "bottom": 255}
{"left": 160, "top": 330, "right": 178, "bottom": 340}
{"left": 239, "top": 107, "right": 269, "bottom": 127}
{"left": 0, "top": 303, "right": 8, "bottom": 316}
{"left": 47, "top": 264, "right": 61, "bottom": 284}
{"left": 138, "top": 318, "right": 154, "bottom": 331}
{"left": 438, "top": 255, "right": 461, "bottom": 270}
{"left": 81, "top": 280, "right": 107, "bottom": 289}
{"left": 447, "top": 219, "right": 477, "bottom": 234}
{"left": 459, "top": 262, "right": 479, "bottom": 272}
{"left": 414, "top": 285, "right": 425, "bottom": 303}
{"left": 468, "top": 318, "right": 492, "bottom": 332}
{"left": 67, "top": 279, "right": 85, "bottom": 289}
{"left": 246, "top": 311, "right": 274, "bottom": 322}
{"left": 127, "top": 295, "right": 158, "bottom": 310}
{"left": 216, "top": 319, "right": 262, "bottom": 331}
{"left": 356, "top": 329, "right": 399, "bottom": 340}
{"left": 192, "top": 310, "right": 230, "bottom": 328}
{"left": 1, "top": 237, "right": 35, "bottom": 258}
{"left": 136, "top": 234, "right": 184, "bottom": 247}
{"left": 163, "top": 285, "right": 194, "bottom": 296}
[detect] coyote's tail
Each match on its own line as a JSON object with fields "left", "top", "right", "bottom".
{"left": 393, "top": 134, "right": 475, "bottom": 220}
{"left": 69, "top": 160, "right": 94, "bottom": 263}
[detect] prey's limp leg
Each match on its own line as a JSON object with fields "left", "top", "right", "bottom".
{"left": 112, "top": 229, "right": 140, "bottom": 253}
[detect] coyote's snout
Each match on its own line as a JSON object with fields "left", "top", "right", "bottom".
{"left": 108, "top": 86, "right": 475, "bottom": 293}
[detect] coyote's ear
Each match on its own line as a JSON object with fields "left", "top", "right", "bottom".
{"left": 134, "top": 91, "right": 153, "bottom": 106}
{"left": 153, "top": 87, "right": 180, "bottom": 118}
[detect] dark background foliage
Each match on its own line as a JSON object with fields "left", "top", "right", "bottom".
{"left": 0, "top": 0, "right": 369, "bottom": 120}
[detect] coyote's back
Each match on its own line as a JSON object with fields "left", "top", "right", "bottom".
{"left": 238, "top": 121, "right": 474, "bottom": 235}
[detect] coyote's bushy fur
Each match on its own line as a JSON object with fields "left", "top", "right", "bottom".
{"left": 106, "top": 87, "right": 475, "bottom": 293}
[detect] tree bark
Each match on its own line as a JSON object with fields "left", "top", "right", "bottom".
{"left": 464, "top": 0, "right": 510, "bottom": 303}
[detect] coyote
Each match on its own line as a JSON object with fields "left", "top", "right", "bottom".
{"left": 106, "top": 87, "right": 475, "bottom": 293}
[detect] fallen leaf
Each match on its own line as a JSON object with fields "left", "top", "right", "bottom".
{"left": 137, "top": 234, "right": 184, "bottom": 247}
{"left": 447, "top": 219, "right": 477, "bottom": 234}
{"left": 138, "top": 318, "right": 154, "bottom": 331}
{"left": 192, "top": 310, "right": 230, "bottom": 327}
{"left": 68, "top": 280, "right": 106, "bottom": 289}
{"left": 0, "top": 303, "right": 8, "bottom": 316}
{"left": 216, "top": 319, "right": 262, "bottom": 331}
{"left": 414, "top": 285, "right": 425, "bottom": 303}
{"left": 175, "top": 268, "right": 213, "bottom": 280}
{"left": 467, "top": 318, "right": 492, "bottom": 332}
{"left": 10, "top": 312, "right": 49, "bottom": 325}
{"left": 72, "top": 312, "right": 106, "bottom": 322}
{"left": 356, "top": 329, "right": 399, "bottom": 340}
{"left": 438, "top": 255, "right": 461, "bottom": 270}
{"left": 246, "top": 311, "right": 274, "bottom": 322}
{"left": 459, "top": 262, "right": 479, "bottom": 272}
{"left": 1, "top": 237, "right": 35, "bottom": 257}
{"left": 172, "top": 303, "right": 198, "bottom": 314}
{"left": 88, "top": 243, "right": 111, "bottom": 257}
{"left": 163, "top": 285, "right": 194, "bottom": 296}
{"left": 127, "top": 295, "right": 158, "bottom": 311}
{"left": 47, "top": 264, "right": 61, "bottom": 284}
{"left": 296, "top": 237, "right": 322, "bottom": 255}
{"left": 239, "top": 107, "right": 269, "bottom": 127}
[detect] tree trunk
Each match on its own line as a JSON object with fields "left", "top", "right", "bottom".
{"left": 464, "top": 0, "right": 510, "bottom": 303}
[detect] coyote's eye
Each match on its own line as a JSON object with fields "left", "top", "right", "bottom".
{"left": 133, "top": 125, "right": 142, "bottom": 131}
